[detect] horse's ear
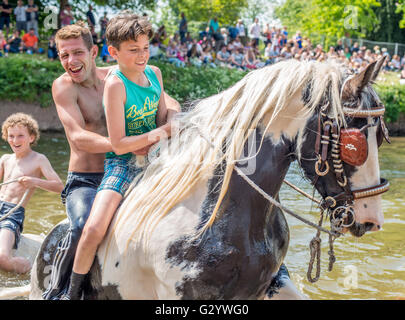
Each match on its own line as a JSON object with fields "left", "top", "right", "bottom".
{"left": 371, "top": 56, "right": 386, "bottom": 82}
{"left": 341, "top": 60, "right": 378, "bottom": 102}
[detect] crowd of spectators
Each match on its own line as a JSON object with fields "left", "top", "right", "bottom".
{"left": 1, "top": 2, "right": 405, "bottom": 82}
{"left": 149, "top": 14, "right": 405, "bottom": 78}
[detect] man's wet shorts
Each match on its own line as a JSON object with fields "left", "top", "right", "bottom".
{"left": 97, "top": 157, "right": 143, "bottom": 196}
{"left": 0, "top": 200, "right": 25, "bottom": 249}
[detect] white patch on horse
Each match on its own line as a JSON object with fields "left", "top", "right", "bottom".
{"left": 350, "top": 120, "right": 383, "bottom": 229}
{"left": 260, "top": 90, "right": 310, "bottom": 145}
{"left": 97, "top": 178, "right": 209, "bottom": 299}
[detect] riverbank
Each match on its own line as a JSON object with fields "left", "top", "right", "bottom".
{"left": 1, "top": 100, "right": 404, "bottom": 135}
{"left": 1, "top": 55, "right": 404, "bottom": 134}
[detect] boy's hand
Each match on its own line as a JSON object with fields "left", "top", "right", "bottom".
{"left": 18, "top": 176, "right": 37, "bottom": 189}
{"left": 132, "top": 145, "right": 151, "bottom": 156}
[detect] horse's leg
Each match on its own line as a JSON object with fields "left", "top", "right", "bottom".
{"left": 264, "top": 264, "right": 308, "bottom": 300}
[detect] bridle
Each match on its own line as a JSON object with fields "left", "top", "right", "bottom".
{"left": 295, "top": 100, "right": 390, "bottom": 282}
{"left": 194, "top": 99, "right": 390, "bottom": 283}
{"left": 312, "top": 102, "right": 390, "bottom": 230}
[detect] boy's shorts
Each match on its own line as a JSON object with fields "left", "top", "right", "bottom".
{"left": 97, "top": 157, "right": 144, "bottom": 197}
{"left": 0, "top": 200, "right": 25, "bottom": 249}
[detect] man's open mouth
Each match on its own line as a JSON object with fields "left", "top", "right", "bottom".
{"left": 69, "top": 65, "right": 83, "bottom": 74}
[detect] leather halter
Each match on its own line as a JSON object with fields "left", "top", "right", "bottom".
{"left": 314, "top": 104, "right": 390, "bottom": 219}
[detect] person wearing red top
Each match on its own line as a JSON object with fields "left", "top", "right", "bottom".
{"left": 22, "top": 27, "right": 37, "bottom": 53}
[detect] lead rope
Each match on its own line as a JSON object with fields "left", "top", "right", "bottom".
{"left": 194, "top": 126, "right": 340, "bottom": 282}
{"left": 0, "top": 179, "right": 29, "bottom": 223}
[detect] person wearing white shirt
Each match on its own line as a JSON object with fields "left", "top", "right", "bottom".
{"left": 249, "top": 18, "right": 261, "bottom": 47}
{"left": 14, "top": 0, "right": 27, "bottom": 32}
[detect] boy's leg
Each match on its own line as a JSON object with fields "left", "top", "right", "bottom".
{"left": 73, "top": 190, "right": 122, "bottom": 275}
{"left": 0, "top": 229, "right": 30, "bottom": 274}
{"left": 43, "top": 177, "right": 102, "bottom": 300}
{"left": 65, "top": 190, "right": 122, "bottom": 300}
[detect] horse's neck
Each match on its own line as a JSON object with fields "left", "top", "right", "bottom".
{"left": 205, "top": 131, "right": 295, "bottom": 230}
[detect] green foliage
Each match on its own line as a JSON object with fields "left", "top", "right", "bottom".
{"left": 375, "top": 84, "right": 405, "bottom": 123}
{"left": 0, "top": 55, "right": 64, "bottom": 107}
{"left": 275, "top": 0, "right": 380, "bottom": 47}
{"left": 167, "top": 0, "right": 248, "bottom": 25}
{"left": 0, "top": 55, "right": 246, "bottom": 108}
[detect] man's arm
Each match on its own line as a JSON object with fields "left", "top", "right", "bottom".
{"left": 52, "top": 76, "right": 112, "bottom": 154}
{"left": 18, "top": 154, "right": 64, "bottom": 193}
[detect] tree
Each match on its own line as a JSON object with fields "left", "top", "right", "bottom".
{"left": 275, "top": 0, "right": 380, "bottom": 47}
{"left": 366, "top": 0, "right": 405, "bottom": 43}
{"left": 168, "top": 0, "right": 248, "bottom": 26}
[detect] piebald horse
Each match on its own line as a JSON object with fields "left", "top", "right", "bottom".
{"left": 28, "top": 57, "right": 389, "bottom": 299}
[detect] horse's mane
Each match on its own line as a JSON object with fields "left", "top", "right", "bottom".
{"left": 107, "top": 59, "right": 347, "bottom": 251}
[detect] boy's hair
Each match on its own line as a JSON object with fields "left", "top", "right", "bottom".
{"left": 2, "top": 113, "right": 40, "bottom": 146}
{"left": 106, "top": 12, "right": 153, "bottom": 49}
{"left": 55, "top": 21, "right": 94, "bottom": 51}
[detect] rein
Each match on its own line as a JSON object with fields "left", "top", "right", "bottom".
{"left": 0, "top": 179, "right": 29, "bottom": 223}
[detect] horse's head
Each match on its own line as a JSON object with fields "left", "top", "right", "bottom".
{"left": 299, "top": 57, "right": 390, "bottom": 237}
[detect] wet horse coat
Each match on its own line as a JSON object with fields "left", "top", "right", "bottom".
{"left": 30, "top": 58, "right": 387, "bottom": 299}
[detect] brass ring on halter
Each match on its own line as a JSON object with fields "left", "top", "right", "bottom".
{"left": 337, "top": 175, "right": 347, "bottom": 187}
{"left": 341, "top": 207, "right": 355, "bottom": 227}
{"left": 324, "top": 196, "right": 337, "bottom": 208}
{"left": 323, "top": 120, "right": 333, "bottom": 130}
{"left": 315, "top": 158, "right": 329, "bottom": 176}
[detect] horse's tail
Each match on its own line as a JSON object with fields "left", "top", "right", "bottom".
{"left": 0, "top": 284, "right": 31, "bottom": 300}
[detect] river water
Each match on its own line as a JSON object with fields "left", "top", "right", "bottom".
{"left": 0, "top": 133, "right": 404, "bottom": 300}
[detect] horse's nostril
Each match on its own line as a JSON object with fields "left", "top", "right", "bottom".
{"left": 364, "top": 222, "right": 375, "bottom": 231}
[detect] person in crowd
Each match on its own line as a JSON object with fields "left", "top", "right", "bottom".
{"left": 166, "top": 40, "right": 185, "bottom": 67}
{"left": 0, "top": 30, "right": 6, "bottom": 56}
{"left": 14, "top": 0, "right": 27, "bottom": 33}
{"left": 60, "top": 4, "right": 74, "bottom": 27}
{"left": 264, "top": 42, "right": 279, "bottom": 65}
{"left": 215, "top": 44, "right": 231, "bottom": 67}
{"left": 389, "top": 54, "right": 401, "bottom": 71}
{"left": 22, "top": 27, "right": 38, "bottom": 54}
{"left": 230, "top": 47, "right": 245, "bottom": 70}
{"left": 209, "top": 16, "right": 221, "bottom": 41}
{"left": 200, "top": 44, "right": 216, "bottom": 68}
{"left": 99, "top": 11, "right": 108, "bottom": 38}
{"left": 0, "top": 113, "right": 63, "bottom": 274}
{"left": 400, "top": 65, "right": 405, "bottom": 85}
{"left": 249, "top": 17, "right": 261, "bottom": 47}
{"left": 243, "top": 47, "right": 261, "bottom": 70}
{"left": 235, "top": 19, "right": 247, "bottom": 45}
{"left": 47, "top": 34, "right": 57, "bottom": 60}
{"left": 0, "top": 0, "right": 12, "bottom": 38}
{"left": 178, "top": 12, "right": 187, "bottom": 44}
{"left": 4, "top": 29, "right": 22, "bottom": 54}
{"left": 86, "top": 4, "right": 96, "bottom": 28}
{"left": 187, "top": 42, "right": 202, "bottom": 67}
{"left": 26, "top": 0, "right": 38, "bottom": 37}
{"left": 149, "top": 38, "right": 161, "bottom": 60}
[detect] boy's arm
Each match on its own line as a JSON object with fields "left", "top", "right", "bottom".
{"left": 18, "top": 154, "right": 64, "bottom": 193}
{"left": 104, "top": 75, "right": 176, "bottom": 156}
{"left": 0, "top": 155, "right": 5, "bottom": 183}
{"left": 53, "top": 76, "right": 112, "bottom": 154}
{"left": 151, "top": 65, "right": 180, "bottom": 126}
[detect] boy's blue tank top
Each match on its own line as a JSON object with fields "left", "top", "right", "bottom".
{"left": 106, "top": 65, "right": 161, "bottom": 160}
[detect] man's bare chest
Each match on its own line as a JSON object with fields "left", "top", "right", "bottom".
{"left": 76, "top": 87, "right": 106, "bottom": 130}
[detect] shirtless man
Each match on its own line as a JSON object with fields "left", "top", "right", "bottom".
{"left": 0, "top": 113, "right": 63, "bottom": 274}
{"left": 42, "top": 22, "right": 180, "bottom": 299}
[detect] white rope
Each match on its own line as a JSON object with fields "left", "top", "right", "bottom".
{"left": 0, "top": 179, "right": 29, "bottom": 223}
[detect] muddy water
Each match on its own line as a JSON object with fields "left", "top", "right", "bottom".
{"left": 0, "top": 134, "right": 404, "bottom": 299}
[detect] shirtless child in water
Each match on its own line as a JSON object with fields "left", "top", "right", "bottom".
{"left": 0, "top": 113, "right": 64, "bottom": 273}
